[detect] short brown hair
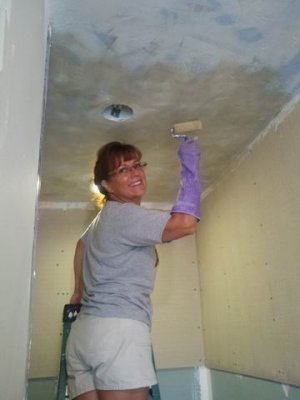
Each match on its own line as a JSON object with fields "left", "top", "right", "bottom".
{"left": 94, "top": 141, "right": 142, "bottom": 196}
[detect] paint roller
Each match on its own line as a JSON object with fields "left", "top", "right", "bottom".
{"left": 170, "top": 120, "right": 202, "bottom": 140}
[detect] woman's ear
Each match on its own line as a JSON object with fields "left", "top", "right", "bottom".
{"left": 101, "top": 180, "right": 110, "bottom": 193}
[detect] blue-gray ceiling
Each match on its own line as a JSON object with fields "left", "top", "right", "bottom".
{"left": 40, "top": 0, "right": 300, "bottom": 203}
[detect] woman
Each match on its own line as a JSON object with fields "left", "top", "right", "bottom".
{"left": 66, "top": 139, "right": 201, "bottom": 400}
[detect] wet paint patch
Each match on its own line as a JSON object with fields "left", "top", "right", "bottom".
{"left": 93, "top": 30, "right": 117, "bottom": 50}
{"left": 160, "top": 8, "right": 178, "bottom": 23}
{"left": 280, "top": 51, "right": 300, "bottom": 79}
{"left": 216, "top": 14, "right": 236, "bottom": 26}
{"left": 237, "top": 27, "right": 263, "bottom": 43}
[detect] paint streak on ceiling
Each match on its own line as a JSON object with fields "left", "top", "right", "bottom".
{"left": 40, "top": 0, "right": 300, "bottom": 204}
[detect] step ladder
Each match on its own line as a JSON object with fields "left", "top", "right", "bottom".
{"left": 56, "top": 304, "right": 162, "bottom": 400}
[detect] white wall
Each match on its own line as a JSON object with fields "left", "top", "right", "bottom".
{"left": 0, "top": 0, "right": 47, "bottom": 398}
{"left": 30, "top": 207, "right": 97, "bottom": 378}
{"left": 197, "top": 100, "right": 300, "bottom": 386}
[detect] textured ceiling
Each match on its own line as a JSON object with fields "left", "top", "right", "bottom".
{"left": 40, "top": 0, "right": 300, "bottom": 204}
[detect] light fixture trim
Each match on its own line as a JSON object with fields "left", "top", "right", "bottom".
{"left": 103, "top": 104, "right": 134, "bottom": 122}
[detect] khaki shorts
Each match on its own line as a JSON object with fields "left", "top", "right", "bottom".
{"left": 66, "top": 315, "right": 157, "bottom": 399}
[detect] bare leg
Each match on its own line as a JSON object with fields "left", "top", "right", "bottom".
{"left": 97, "top": 387, "right": 149, "bottom": 400}
{"left": 74, "top": 390, "right": 99, "bottom": 400}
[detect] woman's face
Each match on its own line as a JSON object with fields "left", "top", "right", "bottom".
{"left": 101, "top": 157, "right": 147, "bottom": 205}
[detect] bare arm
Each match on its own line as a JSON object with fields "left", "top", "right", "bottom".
{"left": 69, "top": 239, "right": 85, "bottom": 304}
{"left": 162, "top": 213, "right": 197, "bottom": 242}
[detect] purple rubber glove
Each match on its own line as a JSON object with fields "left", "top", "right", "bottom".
{"left": 171, "top": 137, "right": 201, "bottom": 220}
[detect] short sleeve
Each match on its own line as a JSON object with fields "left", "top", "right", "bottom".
{"left": 107, "top": 203, "right": 170, "bottom": 246}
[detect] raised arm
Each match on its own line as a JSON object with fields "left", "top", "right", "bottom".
{"left": 162, "top": 138, "right": 201, "bottom": 242}
{"left": 69, "top": 238, "right": 85, "bottom": 304}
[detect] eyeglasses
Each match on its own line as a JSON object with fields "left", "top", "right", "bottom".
{"left": 108, "top": 161, "right": 148, "bottom": 177}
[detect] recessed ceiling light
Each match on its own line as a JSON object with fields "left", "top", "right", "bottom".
{"left": 103, "top": 104, "right": 134, "bottom": 122}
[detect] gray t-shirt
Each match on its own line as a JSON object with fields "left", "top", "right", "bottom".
{"left": 80, "top": 201, "right": 170, "bottom": 327}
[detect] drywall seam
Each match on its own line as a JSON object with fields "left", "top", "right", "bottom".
{"left": 38, "top": 201, "right": 172, "bottom": 210}
{"left": 38, "top": 201, "right": 96, "bottom": 210}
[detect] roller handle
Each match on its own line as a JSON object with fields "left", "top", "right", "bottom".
{"left": 171, "top": 120, "right": 202, "bottom": 140}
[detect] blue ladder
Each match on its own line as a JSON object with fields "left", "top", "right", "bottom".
{"left": 56, "top": 304, "right": 161, "bottom": 400}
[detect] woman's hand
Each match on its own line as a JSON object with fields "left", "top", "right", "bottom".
{"left": 69, "top": 290, "right": 82, "bottom": 305}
